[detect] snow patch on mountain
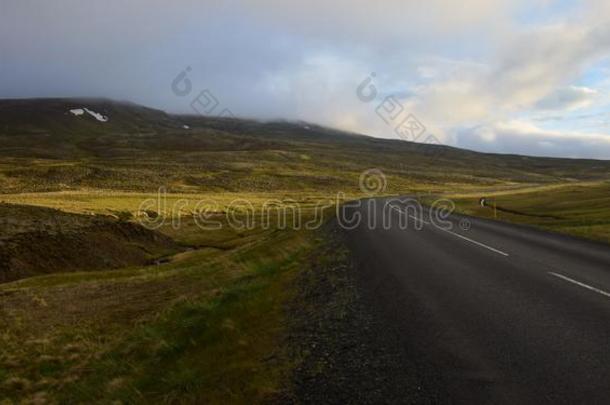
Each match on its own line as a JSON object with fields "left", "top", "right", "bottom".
{"left": 84, "top": 108, "right": 108, "bottom": 122}
{"left": 68, "top": 107, "right": 108, "bottom": 122}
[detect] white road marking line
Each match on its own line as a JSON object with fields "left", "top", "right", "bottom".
{"left": 393, "top": 205, "right": 509, "bottom": 257}
{"left": 390, "top": 205, "right": 431, "bottom": 224}
{"left": 408, "top": 214, "right": 430, "bottom": 225}
{"left": 439, "top": 227, "right": 509, "bottom": 256}
{"left": 548, "top": 272, "right": 610, "bottom": 299}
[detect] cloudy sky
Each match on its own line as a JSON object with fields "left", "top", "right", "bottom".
{"left": 2, "top": 0, "right": 610, "bottom": 159}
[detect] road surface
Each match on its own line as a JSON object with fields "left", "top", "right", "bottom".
{"left": 341, "top": 197, "right": 610, "bottom": 404}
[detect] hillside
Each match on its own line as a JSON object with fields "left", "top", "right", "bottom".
{"left": 1, "top": 98, "right": 609, "bottom": 196}
{"left": 0, "top": 203, "right": 181, "bottom": 283}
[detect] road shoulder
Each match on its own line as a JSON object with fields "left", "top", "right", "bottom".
{"left": 286, "top": 222, "right": 429, "bottom": 404}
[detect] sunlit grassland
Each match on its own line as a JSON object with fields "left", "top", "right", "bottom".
{"left": 0, "top": 179, "right": 534, "bottom": 218}
{"left": 0, "top": 190, "right": 354, "bottom": 216}
{"left": 3, "top": 177, "right": 609, "bottom": 247}
{"left": 442, "top": 181, "right": 610, "bottom": 244}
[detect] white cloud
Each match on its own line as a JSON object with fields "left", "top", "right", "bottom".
{"left": 391, "top": 17, "right": 610, "bottom": 156}
{"left": 535, "top": 86, "right": 598, "bottom": 111}
{"left": 457, "top": 120, "right": 610, "bottom": 159}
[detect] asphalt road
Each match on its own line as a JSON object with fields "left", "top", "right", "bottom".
{"left": 341, "top": 197, "right": 610, "bottom": 404}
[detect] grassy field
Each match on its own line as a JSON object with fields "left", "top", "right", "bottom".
{"left": 442, "top": 181, "right": 610, "bottom": 244}
{"left": 1, "top": 98, "right": 609, "bottom": 403}
{"left": 0, "top": 212, "right": 328, "bottom": 403}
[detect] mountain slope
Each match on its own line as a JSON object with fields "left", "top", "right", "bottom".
{"left": 0, "top": 98, "right": 609, "bottom": 195}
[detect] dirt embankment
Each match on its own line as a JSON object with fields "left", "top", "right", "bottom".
{"left": 0, "top": 204, "right": 181, "bottom": 283}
